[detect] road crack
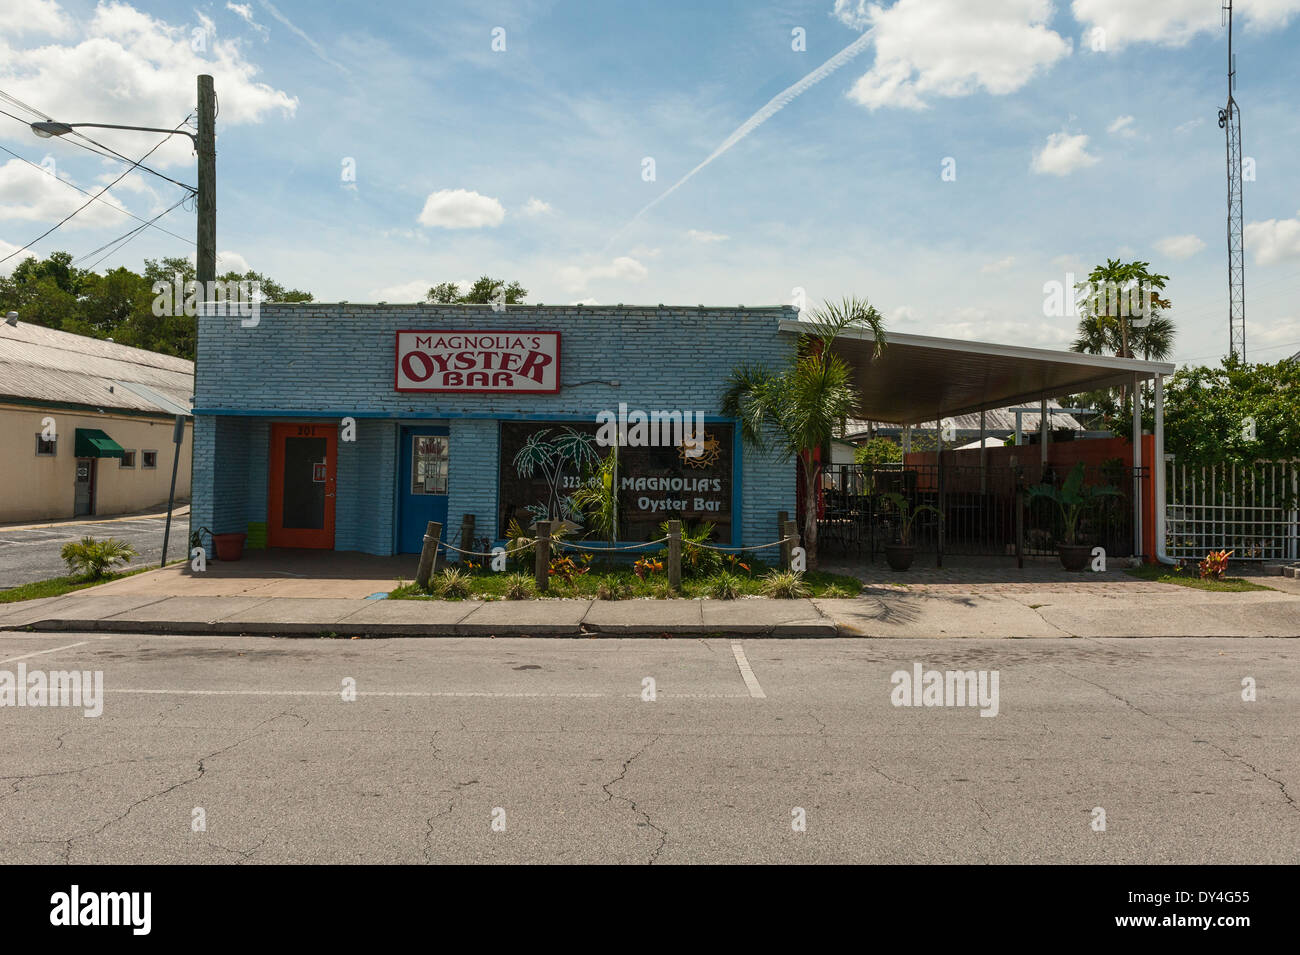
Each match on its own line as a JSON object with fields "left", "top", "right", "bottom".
{"left": 602, "top": 736, "right": 667, "bottom": 864}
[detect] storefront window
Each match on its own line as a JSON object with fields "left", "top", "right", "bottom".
{"left": 411, "top": 435, "right": 449, "bottom": 495}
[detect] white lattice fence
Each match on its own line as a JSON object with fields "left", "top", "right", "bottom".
{"left": 1165, "top": 459, "right": 1300, "bottom": 561}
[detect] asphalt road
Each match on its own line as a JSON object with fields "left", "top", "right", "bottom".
{"left": 0, "top": 633, "right": 1296, "bottom": 864}
{"left": 0, "top": 511, "right": 185, "bottom": 590}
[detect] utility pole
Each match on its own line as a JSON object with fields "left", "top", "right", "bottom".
{"left": 196, "top": 74, "right": 216, "bottom": 297}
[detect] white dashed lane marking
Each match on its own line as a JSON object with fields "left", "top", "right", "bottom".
{"left": 729, "top": 641, "right": 766, "bottom": 699}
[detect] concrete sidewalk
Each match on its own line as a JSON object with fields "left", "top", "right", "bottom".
{"left": 3, "top": 585, "right": 1300, "bottom": 637}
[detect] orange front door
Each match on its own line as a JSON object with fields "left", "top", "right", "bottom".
{"left": 268, "top": 423, "right": 337, "bottom": 548}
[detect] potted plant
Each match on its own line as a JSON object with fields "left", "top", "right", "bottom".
{"left": 1026, "top": 462, "right": 1120, "bottom": 570}
{"left": 881, "top": 492, "right": 942, "bottom": 571}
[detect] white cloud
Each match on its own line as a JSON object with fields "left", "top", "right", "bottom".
{"left": 1155, "top": 234, "right": 1206, "bottom": 260}
{"left": 1031, "top": 131, "right": 1099, "bottom": 176}
{"left": 838, "top": 0, "right": 1071, "bottom": 110}
{"left": 226, "top": 2, "right": 267, "bottom": 36}
{"left": 980, "top": 255, "right": 1015, "bottom": 273}
{"left": 520, "top": 197, "right": 552, "bottom": 217}
{"left": 1107, "top": 114, "right": 1136, "bottom": 137}
{"left": 216, "top": 249, "right": 251, "bottom": 273}
{"left": 0, "top": 0, "right": 72, "bottom": 36}
{"left": 0, "top": 2, "right": 297, "bottom": 169}
{"left": 629, "top": 246, "right": 661, "bottom": 258}
{"left": 1174, "top": 117, "right": 1205, "bottom": 133}
{"left": 371, "top": 279, "right": 434, "bottom": 302}
{"left": 557, "top": 256, "right": 648, "bottom": 293}
{"left": 571, "top": 298, "right": 599, "bottom": 306}
{"left": 417, "top": 189, "right": 506, "bottom": 229}
{"left": 0, "top": 158, "right": 129, "bottom": 228}
{"left": 1071, "top": 0, "right": 1300, "bottom": 51}
{"left": 1245, "top": 213, "right": 1300, "bottom": 266}
{"left": 0, "top": 238, "right": 28, "bottom": 276}
{"left": 686, "top": 229, "right": 729, "bottom": 243}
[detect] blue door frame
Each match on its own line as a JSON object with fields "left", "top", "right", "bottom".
{"left": 398, "top": 426, "right": 450, "bottom": 554}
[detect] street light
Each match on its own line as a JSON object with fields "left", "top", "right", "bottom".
{"left": 31, "top": 119, "right": 197, "bottom": 148}
{"left": 29, "top": 75, "right": 215, "bottom": 291}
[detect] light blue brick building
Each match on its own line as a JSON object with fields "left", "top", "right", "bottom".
{"left": 191, "top": 304, "right": 797, "bottom": 558}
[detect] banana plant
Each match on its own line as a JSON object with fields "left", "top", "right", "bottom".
{"left": 1026, "top": 462, "right": 1121, "bottom": 545}
{"left": 881, "top": 493, "right": 942, "bottom": 546}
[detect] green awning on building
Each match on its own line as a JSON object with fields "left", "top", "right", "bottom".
{"left": 74, "top": 428, "right": 125, "bottom": 458}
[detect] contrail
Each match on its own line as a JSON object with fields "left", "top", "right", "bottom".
{"left": 607, "top": 28, "right": 875, "bottom": 248}
{"left": 258, "top": 0, "right": 352, "bottom": 76}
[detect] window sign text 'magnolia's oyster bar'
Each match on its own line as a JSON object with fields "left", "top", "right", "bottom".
{"left": 394, "top": 330, "right": 561, "bottom": 393}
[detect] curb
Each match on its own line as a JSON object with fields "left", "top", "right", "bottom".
{"left": 11, "top": 617, "right": 842, "bottom": 638}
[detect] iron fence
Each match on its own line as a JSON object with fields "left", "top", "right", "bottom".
{"left": 816, "top": 461, "right": 1139, "bottom": 565}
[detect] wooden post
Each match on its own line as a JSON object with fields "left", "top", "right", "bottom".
{"left": 667, "top": 520, "right": 682, "bottom": 591}
{"left": 415, "top": 521, "right": 442, "bottom": 591}
{"left": 534, "top": 520, "right": 551, "bottom": 592}
{"left": 460, "top": 513, "right": 476, "bottom": 558}
{"left": 783, "top": 520, "right": 798, "bottom": 570}
{"left": 778, "top": 510, "right": 790, "bottom": 569}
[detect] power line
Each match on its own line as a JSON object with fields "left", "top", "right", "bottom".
{"left": 0, "top": 121, "right": 186, "bottom": 265}
{"left": 0, "top": 141, "right": 196, "bottom": 249}
{"left": 77, "top": 194, "right": 191, "bottom": 271}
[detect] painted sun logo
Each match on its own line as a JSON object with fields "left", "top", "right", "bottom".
{"left": 679, "top": 432, "right": 721, "bottom": 468}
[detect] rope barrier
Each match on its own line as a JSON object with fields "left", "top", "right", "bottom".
{"left": 428, "top": 536, "right": 798, "bottom": 558}
{"left": 694, "top": 536, "right": 796, "bottom": 553}
{"left": 432, "top": 539, "right": 534, "bottom": 558}
{"left": 552, "top": 536, "right": 670, "bottom": 553}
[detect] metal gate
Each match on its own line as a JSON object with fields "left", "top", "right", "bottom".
{"left": 817, "top": 462, "right": 1138, "bottom": 564}
{"left": 1165, "top": 459, "right": 1300, "bottom": 561}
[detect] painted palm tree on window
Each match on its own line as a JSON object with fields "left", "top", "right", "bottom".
{"left": 722, "top": 296, "right": 886, "bottom": 570}
{"left": 512, "top": 427, "right": 600, "bottom": 526}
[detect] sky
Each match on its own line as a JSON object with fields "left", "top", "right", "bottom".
{"left": 1, "top": 0, "right": 1299, "bottom": 368}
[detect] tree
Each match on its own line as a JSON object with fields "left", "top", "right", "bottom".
{"left": 722, "top": 296, "right": 886, "bottom": 569}
{"left": 0, "top": 252, "right": 314, "bottom": 360}
{"left": 1071, "top": 259, "right": 1173, "bottom": 415}
{"left": 425, "top": 276, "right": 527, "bottom": 305}
{"left": 1153, "top": 356, "right": 1300, "bottom": 465}
{"left": 854, "top": 436, "right": 902, "bottom": 468}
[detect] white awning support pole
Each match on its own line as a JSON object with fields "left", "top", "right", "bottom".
{"left": 902, "top": 424, "right": 911, "bottom": 453}
{"left": 1040, "top": 399, "right": 1049, "bottom": 468}
{"left": 979, "top": 409, "right": 987, "bottom": 493}
{"left": 1153, "top": 373, "right": 1174, "bottom": 564}
{"left": 1133, "top": 372, "right": 1143, "bottom": 558}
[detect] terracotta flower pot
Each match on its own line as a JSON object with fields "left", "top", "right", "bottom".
{"left": 884, "top": 544, "right": 915, "bottom": 571}
{"left": 1057, "top": 543, "right": 1091, "bottom": 571}
{"left": 213, "top": 532, "right": 246, "bottom": 561}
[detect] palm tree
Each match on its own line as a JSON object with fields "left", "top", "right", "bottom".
{"left": 722, "top": 296, "right": 886, "bottom": 569}
{"left": 1071, "top": 259, "right": 1173, "bottom": 414}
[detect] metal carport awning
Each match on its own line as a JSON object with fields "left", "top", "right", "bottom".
{"left": 74, "top": 428, "right": 125, "bottom": 458}
{"left": 779, "top": 320, "right": 1176, "bottom": 424}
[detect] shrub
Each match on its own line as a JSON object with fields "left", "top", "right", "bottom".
{"left": 595, "top": 580, "right": 626, "bottom": 601}
{"left": 761, "top": 570, "right": 810, "bottom": 599}
{"left": 60, "top": 537, "right": 136, "bottom": 580}
{"left": 649, "top": 580, "right": 674, "bottom": 600}
{"left": 433, "top": 567, "right": 472, "bottom": 599}
{"left": 1199, "top": 549, "right": 1233, "bottom": 580}
{"left": 502, "top": 573, "right": 534, "bottom": 600}
{"left": 820, "top": 583, "right": 861, "bottom": 598}
{"left": 704, "top": 571, "right": 744, "bottom": 600}
{"left": 659, "top": 520, "right": 724, "bottom": 577}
